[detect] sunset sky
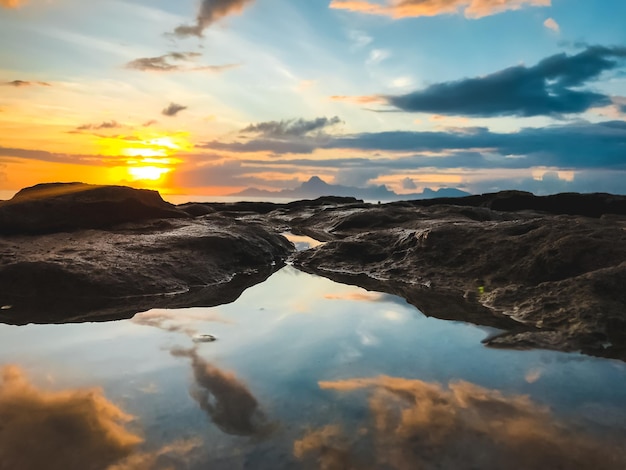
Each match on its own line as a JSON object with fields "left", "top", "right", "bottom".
{"left": 1, "top": 0, "right": 625, "bottom": 198}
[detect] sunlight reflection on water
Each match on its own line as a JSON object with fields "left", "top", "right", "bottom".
{"left": 282, "top": 232, "right": 324, "bottom": 251}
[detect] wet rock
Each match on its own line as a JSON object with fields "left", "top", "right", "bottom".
{"left": 192, "top": 334, "right": 217, "bottom": 343}
{"left": 0, "top": 185, "right": 293, "bottom": 323}
{"left": 0, "top": 182, "right": 188, "bottom": 235}
{"left": 3, "top": 183, "right": 626, "bottom": 362}
{"left": 293, "top": 201, "right": 626, "bottom": 360}
{"left": 177, "top": 203, "right": 215, "bottom": 217}
{"left": 397, "top": 190, "right": 626, "bottom": 218}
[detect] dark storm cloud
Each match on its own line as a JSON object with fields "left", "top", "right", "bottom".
{"left": 4, "top": 80, "right": 51, "bottom": 87}
{"left": 387, "top": 46, "right": 626, "bottom": 117}
{"left": 203, "top": 119, "right": 626, "bottom": 167}
{"left": 326, "top": 121, "right": 626, "bottom": 169}
{"left": 221, "top": 120, "right": 625, "bottom": 170}
{"left": 162, "top": 102, "right": 188, "bottom": 117}
{"left": 174, "top": 0, "right": 256, "bottom": 38}
{"left": 241, "top": 116, "right": 342, "bottom": 138}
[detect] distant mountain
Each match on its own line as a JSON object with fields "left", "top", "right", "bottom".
{"left": 419, "top": 187, "right": 472, "bottom": 199}
{"left": 233, "top": 176, "right": 470, "bottom": 201}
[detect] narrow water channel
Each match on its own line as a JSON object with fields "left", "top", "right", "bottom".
{"left": 1, "top": 243, "right": 625, "bottom": 468}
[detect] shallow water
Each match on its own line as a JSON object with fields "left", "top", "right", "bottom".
{"left": 1, "top": 248, "right": 626, "bottom": 468}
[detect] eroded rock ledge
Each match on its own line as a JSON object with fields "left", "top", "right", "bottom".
{"left": 0, "top": 182, "right": 188, "bottom": 234}
{"left": 1, "top": 183, "right": 625, "bottom": 362}
{"left": 0, "top": 183, "right": 292, "bottom": 324}
{"left": 289, "top": 201, "right": 626, "bottom": 361}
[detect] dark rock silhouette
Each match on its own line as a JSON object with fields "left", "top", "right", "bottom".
{"left": 0, "top": 182, "right": 188, "bottom": 234}
{"left": 398, "top": 190, "right": 626, "bottom": 218}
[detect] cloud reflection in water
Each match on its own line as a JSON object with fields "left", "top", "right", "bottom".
{"left": 293, "top": 376, "right": 626, "bottom": 470}
{"left": 132, "top": 309, "right": 233, "bottom": 337}
{"left": 0, "top": 365, "right": 198, "bottom": 470}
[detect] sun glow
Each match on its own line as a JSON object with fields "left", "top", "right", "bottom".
{"left": 127, "top": 166, "right": 171, "bottom": 181}
{"left": 98, "top": 132, "right": 191, "bottom": 187}
{"left": 99, "top": 133, "right": 191, "bottom": 159}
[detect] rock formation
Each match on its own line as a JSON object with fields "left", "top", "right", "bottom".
{"left": 0, "top": 184, "right": 291, "bottom": 324}
{"left": 289, "top": 197, "right": 626, "bottom": 360}
{"left": 1, "top": 184, "right": 625, "bottom": 362}
{"left": 0, "top": 182, "right": 187, "bottom": 235}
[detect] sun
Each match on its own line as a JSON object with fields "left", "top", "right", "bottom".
{"left": 127, "top": 166, "right": 171, "bottom": 181}
{"left": 100, "top": 132, "right": 191, "bottom": 188}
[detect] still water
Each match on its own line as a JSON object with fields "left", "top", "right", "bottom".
{"left": 1, "top": 240, "right": 626, "bottom": 469}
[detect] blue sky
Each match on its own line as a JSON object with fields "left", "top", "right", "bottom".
{"left": 0, "top": 0, "right": 625, "bottom": 196}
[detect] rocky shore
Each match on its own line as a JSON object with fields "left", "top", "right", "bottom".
{"left": 291, "top": 203, "right": 626, "bottom": 360}
{"left": 0, "top": 183, "right": 292, "bottom": 324}
{"left": 1, "top": 182, "right": 625, "bottom": 361}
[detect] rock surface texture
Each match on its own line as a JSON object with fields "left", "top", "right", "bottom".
{"left": 1, "top": 184, "right": 625, "bottom": 362}
{"left": 0, "top": 182, "right": 187, "bottom": 234}
{"left": 0, "top": 183, "right": 292, "bottom": 324}
{"left": 288, "top": 194, "right": 626, "bottom": 361}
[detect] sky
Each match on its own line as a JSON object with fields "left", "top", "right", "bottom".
{"left": 1, "top": 0, "right": 625, "bottom": 198}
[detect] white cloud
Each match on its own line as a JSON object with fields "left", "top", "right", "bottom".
{"left": 544, "top": 17, "right": 560, "bottom": 33}
{"left": 367, "top": 49, "right": 391, "bottom": 66}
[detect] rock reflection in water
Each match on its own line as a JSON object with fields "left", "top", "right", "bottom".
{"left": 293, "top": 376, "right": 626, "bottom": 470}
{"left": 0, "top": 366, "right": 198, "bottom": 470}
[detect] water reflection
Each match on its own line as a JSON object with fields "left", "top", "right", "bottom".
{"left": 171, "top": 347, "right": 273, "bottom": 437}
{"left": 295, "top": 376, "right": 626, "bottom": 470}
{"left": 0, "top": 266, "right": 625, "bottom": 469}
{"left": 0, "top": 365, "right": 198, "bottom": 470}
{"left": 132, "top": 309, "right": 233, "bottom": 336}
{"left": 324, "top": 292, "right": 386, "bottom": 302}
{"left": 282, "top": 232, "right": 324, "bottom": 251}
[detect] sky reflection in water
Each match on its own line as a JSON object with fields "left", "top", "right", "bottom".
{"left": 1, "top": 263, "right": 626, "bottom": 469}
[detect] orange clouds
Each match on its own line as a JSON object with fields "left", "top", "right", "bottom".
{"left": 544, "top": 17, "right": 560, "bottom": 32}
{"left": 132, "top": 309, "right": 233, "bottom": 337}
{"left": 294, "top": 425, "right": 361, "bottom": 470}
{"left": 330, "top": 94, "right": 385, "bottom": 105}
{"left": 0, "top": 365, "right": 202, "bottom": 469}
{"left": 0, "top": 365, "right": 141, "bottom": 470}
{"left": 0, "top": 0, "right": 26, "bottom": 8}
{"left": 324, "top": 292, "right": 385, "bottom": 302}
{"left": 296, "top": 376, "right": 626, "bottom": 469}
{"left": 329, "top": 0, "right": 550, "bottom": 19}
